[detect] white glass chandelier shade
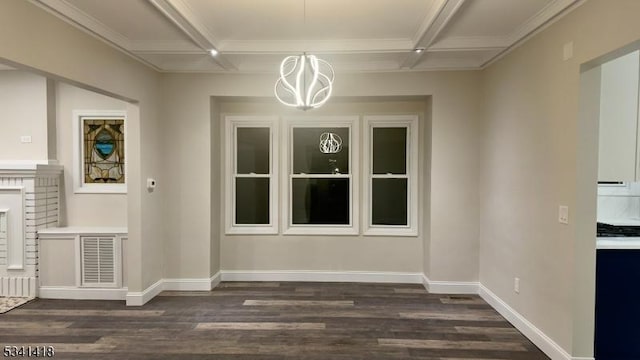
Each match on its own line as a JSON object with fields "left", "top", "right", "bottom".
{"left": 275, "top": 54, "right": 335, "bottom": 110}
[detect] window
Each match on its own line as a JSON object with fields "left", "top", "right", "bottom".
{"left": 225, "top": 116, "right": 278, "bottom": 234}
{"left": 283, "top": 117, "right": 359, "bottom": 235}
{"left": 363, "top": 115, "right": 418, "bottom": 236}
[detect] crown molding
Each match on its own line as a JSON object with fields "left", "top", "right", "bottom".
{"left": 35, "top": 0, "right": 132, "bottom": 49}
{"left": 506, "top": 0, "right": 580, "bottom": 45}
{"left": 30, "top": 0, "right": 162, "bottom": 72}
{"left": 482, "top": 0, "right": 586, "bottom": 69}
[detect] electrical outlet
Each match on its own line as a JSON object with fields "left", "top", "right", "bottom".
{"left": 559, "top": 205, "right": 569, "bottom": 224}
{"left": 514, "top": 277, "right": 520, "bottom": 294}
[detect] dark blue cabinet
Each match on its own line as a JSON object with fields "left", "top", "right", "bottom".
{"left": 595, "top": 249, "right": 640, "bottom": 359}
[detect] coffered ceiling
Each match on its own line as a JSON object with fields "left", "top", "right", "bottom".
{"left": 33, "top": 0, "right": 583, "bottom": 73}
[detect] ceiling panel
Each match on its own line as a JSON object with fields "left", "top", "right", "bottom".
{"left": 65, "top": 0, "right": 193, "bottom": 41}
{"left": 36, "top": 0, "right": 580, "bottom": 73}
{"left": 184, "top": 0, "right": 434, "bottom": 41}
{"left": 439, "top": 0, "right": 552, "bottom": 38}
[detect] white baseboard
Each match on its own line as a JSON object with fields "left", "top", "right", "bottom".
{"left": 210, "top": 271, "right": 221, "bottom": 288}
{"left": 163, "top": 271, "right": 222, "bottom": 291}
{"left": 220, "top": 270, "right": 423, "bottom": 284}
{"left": 422, "top": 274, "right": 479, "bottom": 294}
{"left": 479, "top": 284, "right": 575, "bottom": 360}
{"left": 126, "top": 279, "right": 163, "bottom": 306}
{"left": 163, "top": 278, "right": 211, "bottom": 291}
{"left": 39, "top": 286, "right": 127, "bottom": 300}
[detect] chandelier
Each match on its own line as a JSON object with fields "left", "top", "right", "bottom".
{"left": 274, "top": 53, "right": 335, "bottom": 110}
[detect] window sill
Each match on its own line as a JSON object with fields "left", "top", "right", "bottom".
{"left": 226, "top": 226, "right": 278, "bottom": 235}
{"left": 284, "top": 226, "right": 359, "bottom": 236}
{"left": 363, "top": 227, "right": 418, "bottom": 237}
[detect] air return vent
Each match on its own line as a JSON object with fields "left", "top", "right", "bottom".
{"left": 81, "top": 237, "right": 116, "bottom": 287}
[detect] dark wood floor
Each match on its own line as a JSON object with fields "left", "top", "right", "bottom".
{"left": 0, "top": 282, "right": 549, "bottom": 359}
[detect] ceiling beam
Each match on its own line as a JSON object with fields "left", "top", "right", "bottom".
{"left": 148, "top": 0, "right": 236, "bottom": 70}
{"left": 401, "top": 0, "right": 466, "bottom": 69}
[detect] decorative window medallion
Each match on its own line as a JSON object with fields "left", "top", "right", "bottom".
{"left": 73, "top": 110, "right": 127, "bottom": 193}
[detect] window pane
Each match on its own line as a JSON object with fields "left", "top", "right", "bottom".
{"left": 292, "top": 178, "right": 349, "bottom": 225}
{"left": 373, "top": 127, "right": 406, "bottom": 174}
{"left": 237, "top": 127, "right": 270, "bottom": 174}
{"left": 293, "top": 127, "right": 349, "bottom": 174}
{"left": 372, "top": 178, "right": 407, "bottom": 226}
{"left": 236, "top": 177, "right": 269, "bottom": 224}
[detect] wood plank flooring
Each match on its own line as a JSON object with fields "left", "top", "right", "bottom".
{"left": 0, "top": 282, "right": 550, "bottom": 359}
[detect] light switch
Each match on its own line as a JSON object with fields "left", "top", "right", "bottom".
{"left": 20, "top": 136, "right": 32, "bottom": 143}
{"left": 559, "top": 205, "right": 569, "bottom": 224}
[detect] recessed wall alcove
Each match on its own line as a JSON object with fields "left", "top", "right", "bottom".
{"left": 209, "top": 96, "right": 433, "bottom": 275}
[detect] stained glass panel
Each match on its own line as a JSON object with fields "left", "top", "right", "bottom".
{"left": 83, "top": 118, "right": 125, "bottom": 184}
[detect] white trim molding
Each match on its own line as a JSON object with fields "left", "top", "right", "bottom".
{"left": 126, "top": 279, "right": 164, "bottom": 306}
{"left": 362, "top": 115, "right": 419, "bottom": 236}
{"left": 282, "top": 116, "right": 360, "bottom": 235}
{"left": 421, "top": 274, "right": 479, "bottom": 294}
{"left": 125, "top": 272, "right": 222, "bottom": 306}
{"left": 221, "top": 270, "right": 423, "bottom": 284}
{"left": 479, "top": 284, "right": 579, "bottom": 360}
{"left": 163, "top": 272, "right": 222, "bottom": 291}
{"left": 224, "top": 116, "right": 279, "bottom": 235}
{"left": 39, "top": 286, "right": 128, "bottom": 300}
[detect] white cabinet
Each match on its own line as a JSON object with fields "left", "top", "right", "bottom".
{"left": 598, "top": 50, "right": 640, "bottom": 182}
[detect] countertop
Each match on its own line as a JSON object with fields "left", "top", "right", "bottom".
{"left": 598, "top": 218, "right": 640, "bottom": 226}
{"left": 597, "top": 238, "right": 640, "bottom": 249}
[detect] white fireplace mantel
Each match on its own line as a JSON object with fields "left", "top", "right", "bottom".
{"left": 0, "top": 161, "right": 63, "bottom": 177}
{"left": 0, "top": 161, "right": 62, "bottom": 297}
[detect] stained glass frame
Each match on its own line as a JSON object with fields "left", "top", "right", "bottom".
{"left": 73, "top": 110, "right": 127, "bottom": 194}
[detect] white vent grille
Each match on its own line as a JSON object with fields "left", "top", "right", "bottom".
{"left": 81, "top": 237, "right": 116, "bottom": 287}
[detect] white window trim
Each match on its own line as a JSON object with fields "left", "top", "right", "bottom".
{"left": 282, "top": 116, "right": 359, "bottom": 235}
{"left": 224, "top": 116, "right": 279, "bottom": 235}
{"left": 363, "top": 115, "right": 419, "bottom": 236}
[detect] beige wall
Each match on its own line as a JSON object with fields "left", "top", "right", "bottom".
{"left": 479, "top": 0, "right": 640, "bottom": 356}
{"left": 55, "top": 82, "right": 128, "bottom": 227}
{"left": 0, "top": 0, "right": 163, "bottom": 292}
{"left": 161, "top": 71, "right": 481, "bottom": 281}
{"left": 0, "top": 71, "right": 48, "bottom": 161}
